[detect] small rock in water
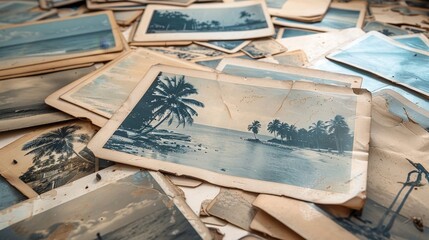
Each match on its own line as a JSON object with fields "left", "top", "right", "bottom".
{"left": 221, "top": 168, "right": 226, "bottom": 172}
{"left": 96, "top": 173, "right": 102, "bottom": 181}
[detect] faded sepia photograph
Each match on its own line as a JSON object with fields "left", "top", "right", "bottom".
{"left": 0, "top": 169, "right": 210, "bottom": 239}
{"left": 134, "top": 2, "right": 274, "bottom": 41}
{"left": 0, "top": 66, "right": 96, "bottom": 132}
{"left": 0, "top": 12, "right": 122, "bottom": 71}
{"left": 328, "top": 32, "right": 429, "bottom": 97}
{"left": 89, "top": 66, "right": 371, "bottom": 203}
{"left": 0, "top": 121, "right": 98, "bottom": 197}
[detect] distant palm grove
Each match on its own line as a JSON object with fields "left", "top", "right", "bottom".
{"left": 148, "top": 10, "right": 267, "bottom": 33}
{"left": 247, "top": 115, "right": 353, "bottom": 154}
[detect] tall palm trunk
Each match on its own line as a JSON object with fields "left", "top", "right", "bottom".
{"left": 375, "top": 170, "right": 419, "bottom": 235}
{"left": 142, "top": 112, "right": 172, "bottom": 135}
{"left": 71, "top": 148, "right": 94, "bottom": 165}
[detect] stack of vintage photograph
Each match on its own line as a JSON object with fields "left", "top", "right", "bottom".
{"left": 0, "top": 0, "right": 428, "bottom": 239}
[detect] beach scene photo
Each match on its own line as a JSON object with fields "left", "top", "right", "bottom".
{"left": 146, "top": 4, "right": 268, "bottom": 33}
{"left": 274, "top": 7, "right": 361, "bottom": 31}
{"left": 0, "top": 67, "right": 95, "bottom": 131}
{"left": 102, "top": 71, "right": 359, "bottom": 193}
{"left": 327, "top": 33, "right": 429, "bottom": 97}
{"left": 0, "top": 171, "right": 203, "bottom": 239}
{"left": 0, "top": 13, "right": 116, "bottom": 62}
{"left": 0, "top": 122, "right": 97, "bottom": 196}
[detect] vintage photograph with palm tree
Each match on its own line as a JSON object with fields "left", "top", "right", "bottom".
{"left": 134, "top": 2, "right": 274, "bottom": 42}
{"left": 90, "top": 65, "right": 371, "bottom": 203}
{"left": 0, "top": 121, "right": 98, "bottom": 197}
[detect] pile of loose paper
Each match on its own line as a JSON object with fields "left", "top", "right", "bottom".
{"left": 0, "top": 0, "right": 428, "bottom": 239}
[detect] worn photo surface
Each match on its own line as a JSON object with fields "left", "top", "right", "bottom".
{"left": 273, "top": 7, "right": 361, "bottom": 31}
{"left": 363, "top": 21, "right": 410, "bottom": 36}
{"left": 148, "top": 44, "right": 226, "bottom": 60}
{"left": 0, "top": 121, "right": 98, "bottom": 197}
{"left": 195, "top": 40, "right": 250, "bottom": 53}
{"left": 0, "top": 66, "right": 95, "bottom": 132}
{"left": 393, "top": 34, "right": 429, "bottom": 52}
{"left": 0, "top": 170, "right": 207, "bottom": 239}
{"left": 279, "top": 27, "right": 318, "bottom": 39}
{"left": 134, "top": 2, "right": 274, "bottom": 41}
{"left": 327, "top": 32, "right": 429, "bottom": 97}
{"left": 0, "top": 175, "right": 27, "bottom": 211}
{"left": 241, "top": 38, "right": 286, "bottom": 58}
{"left": 0, "top": 12, "right": 120, "bottom": 70}
{"left": 217, "top": 58, "right": 361, "bottom": 87}
{"left": 376, "top": 90, "right": 429, "bottom": 130}
{"left": 61, "top": 49, "right": 207, "bottom": 119}
{"left": 95, "top": 67, "right": 369, "bottom": 198}
{"left": 0, "top": 1, "right": 54, "bottom": 25}
{"left": 146, "top": 5, "right": 267, "bottom": 33}
{"left": 320, "top": 96, "right": 429, "bottom": 240}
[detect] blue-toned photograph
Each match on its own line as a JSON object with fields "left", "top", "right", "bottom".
{"left": 102, "top": 71, "right": 359, "bottom": 193}
{"left": 206, "top": 40, "right": 248, "bottom": 51}
{"left": 265, "top": 0, "right": 288, "bottom": 9}
{"left": 393, "top": 35, "right": 429, "bottom": 52}
{"left": 280, "top": 28, "right": 318, "bottom": 39}
{"left": 0, "top": 1, "right": 52, "bottom": 25}
{"left": 0, "top": 13, "right": 117, "bottom": 62}
{"left": 328, "top": 33, "right": 429, "bottom": 96}
{"left": 220, "top": 62, "right": 353, "bottom": 87}
{"left": 0, "top": 171, "right": 203, "bottom": 239}
{"left": 146, "top": 4, "right": 268, "bottom": 33}
{"left": 363, "top": 21, "right": 409, "bottom": 36}
{"left": 274, "top": 7, "right": 361, "bottom": 31}
{"left": 0, "top": 176, "right": 27, "bottom": 211}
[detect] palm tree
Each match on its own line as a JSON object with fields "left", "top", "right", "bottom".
{"left": 267, "top": 119, "right": 281, "bottom": 138}
{"left": 142, "top": 75, "right": 204, "bottom": 135}
{"left": 375, "top": 159, "right": 429, "bottom": 237}
{"left": 247, "top": 120, "right": 261, "bottom": 140}
{"left": 22, "top": 125, "right": 93, "bottom": 165}
{"left": 278, "top": 122, "right": 289, "bottom": 143}
{"left": 297, "top": 128, "right": 308, "bottom": 147}
{"left": 309, "top": 120, "right": 326, "bottom": 151}
{"left": 326, "top": 115, "right": 350, "bottom": 154}
{"left": 288, "top": 124, "right": 297, "bottom": 142}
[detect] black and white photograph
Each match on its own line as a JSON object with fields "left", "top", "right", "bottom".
{"left": 0, "top": 66, "right": 96, "bottom": 132}
{"left": 0, "top": 121, "right": 98, "bottom": 197}
{"left": 88, "top": 65, "right": 372, "bottom": 204}
{"left": 327, "top": 32, "right": 429, "bottom": 97}
{"left": 133, "top": 2, "right": 275, "bottom": 42}
{"left": 0, "top": 167, "right": 211, "bottom": 239}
